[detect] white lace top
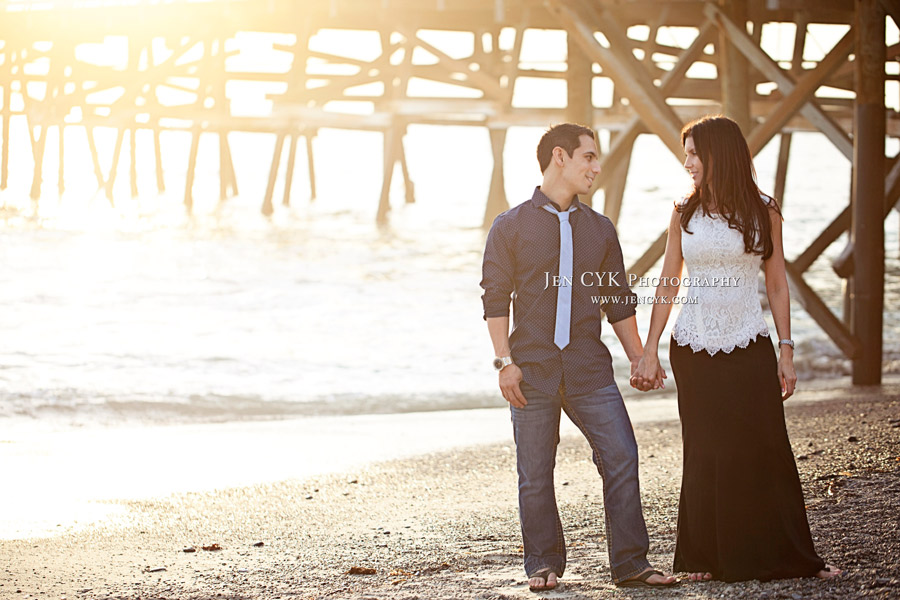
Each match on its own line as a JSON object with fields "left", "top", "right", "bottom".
{"left": 671, "top": 206, "right": 769, "bottom": 355}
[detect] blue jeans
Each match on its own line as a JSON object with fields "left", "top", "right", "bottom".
{"left": 511, "top": 380, "right": 651, "bottom": 583}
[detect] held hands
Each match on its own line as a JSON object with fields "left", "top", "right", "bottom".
{"left": 499, "top": 355, "right": 668, "bottom": 404}
{"left": 499, "top": 363, "right": 528, "bottom": 408}
{"left": 778, "top": 347, "right": 797, "bottom": 401}
{"left": 631, "top": 353, "right": 667, "bottom": 392}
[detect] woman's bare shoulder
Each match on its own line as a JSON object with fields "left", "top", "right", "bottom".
{"left": 759, "top": 191, "right": 776, "bottom": 206}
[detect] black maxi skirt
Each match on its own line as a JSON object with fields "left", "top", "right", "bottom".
{"left": 669, "top": 335, "right": 825, "bottom": 582}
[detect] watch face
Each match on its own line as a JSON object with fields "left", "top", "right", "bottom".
{"left": 492, "top": 358, "right": 503, "bottom": 370}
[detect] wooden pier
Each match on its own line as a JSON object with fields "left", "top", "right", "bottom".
{"left": 0, "top": 0, "right": 897, "bottom": 382}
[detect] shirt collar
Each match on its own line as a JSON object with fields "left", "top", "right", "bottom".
{"left": 531, "top": 186, "right": 580, "bottom": 213}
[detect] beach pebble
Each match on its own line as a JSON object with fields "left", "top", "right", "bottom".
{"left": 252, "top": 541, "right": 264, "bottom": 547}
{"left": 347, "top": 566, "right": 376, "bottom": 575}
{"left": 183, "top": 546, "right": 196, "bottom": 553}
{"left": 848, "top": 436, "right": 858, "bottom": 442}
{"left": 146, "top": 567, "right": 166, "bottom": 573}
{"left": 201, "top": 543, "right": 222, "bottom": 551}
{"left": 305, "top": 495, "right": 313, "bottom": 500}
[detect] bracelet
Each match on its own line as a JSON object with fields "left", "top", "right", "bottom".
{"left": 778, "top": 339, "right": 794, "bottom": 349}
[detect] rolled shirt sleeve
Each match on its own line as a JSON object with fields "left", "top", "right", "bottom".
{"left": 480, "top": 215, "right": 515, "bottom": 320}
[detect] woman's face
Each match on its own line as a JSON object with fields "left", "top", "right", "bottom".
{"left": 683, "top": 136, "right": 703, "bottom": 187}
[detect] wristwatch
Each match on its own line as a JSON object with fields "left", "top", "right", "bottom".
{"left": 493, "top": 356, "right": 514, "bottom": 371}
{"left": 778, "top": 339, "right": 795, "bottom": 349}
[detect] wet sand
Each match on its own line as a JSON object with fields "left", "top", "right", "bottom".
{"left": 1, "top": 381, "right": 898, "bottom": 599}
{"left": 0, "top": 397, "right": 683, "bottom": 541}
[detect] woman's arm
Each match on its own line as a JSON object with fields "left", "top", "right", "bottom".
{"left": 632, "top": 208, "right": 684, "bottom": 390}
{"left": 763, "top": 206, "right": 797, "bottom": 401}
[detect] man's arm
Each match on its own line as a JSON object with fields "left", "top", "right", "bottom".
{"left": 610, "top": 316, "right": 654, "bottom": 391}
{"left": 610, "top": 315, "right": 643, "bottom": 363}
{"left": 596, "top": 220, "right": 638, "bottom": 321}
{"left": 481, "top": 219, "right": 527, "bottom": 408}
{"left": 599, "top": 221, "right": 657, "bottom": 391}
{"left": 487, "top": 317, "right": 527, "bottom": 408}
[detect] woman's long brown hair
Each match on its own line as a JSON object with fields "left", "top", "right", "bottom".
{"left": 679, "top": 115, "right": 781, "bottom": 260}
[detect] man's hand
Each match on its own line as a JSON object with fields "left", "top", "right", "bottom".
{"left": 499, "top": 363, "right": 528, "bottom": 408}
{"left": 630, "top": 353, "right": 667, "bottom": 392}
{"left": 610, "top": 316, "right": 662, "bottom": 392}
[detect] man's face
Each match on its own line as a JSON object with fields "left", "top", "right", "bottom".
{"left": 560, "top": 134, "right": 601, "bottom": 195}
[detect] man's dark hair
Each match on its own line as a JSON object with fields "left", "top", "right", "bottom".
{"left": 536, "top": 123, "right": 595, "bottom": 173}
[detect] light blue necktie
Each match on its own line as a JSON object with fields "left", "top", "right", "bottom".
{"left": 544, "top": 203, "right": 578, "bottom": 349}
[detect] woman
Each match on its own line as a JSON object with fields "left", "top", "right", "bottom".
{"left": 632, "top": 115, "right": 841, "bottom": 583}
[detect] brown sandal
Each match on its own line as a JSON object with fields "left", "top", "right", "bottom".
{"left": 616, "top": 569, "right": 678, "bottom": 588}
{"left": 528, "top": 567, "right": 558, "bottom": 592}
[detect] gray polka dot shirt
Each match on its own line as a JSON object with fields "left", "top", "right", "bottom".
{"left": 481, "top": 187, "right": 637, "bottom": 396}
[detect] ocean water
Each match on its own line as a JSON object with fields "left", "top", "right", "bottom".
{"left": 0, "top": 123, "right": 898, "bottom": 426}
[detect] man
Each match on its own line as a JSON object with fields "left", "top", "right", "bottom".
{"left": 480, "top": 123, "right": 675, "bottom": 591}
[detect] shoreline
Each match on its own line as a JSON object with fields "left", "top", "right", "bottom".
{"left": 0, "top": 371, "right": 874, "bottom": 428}
{"left": 2, "top": 376, "right": 875, "bottom": 542}
{"left": 1, "top": 381, "right": 898, "bottom": 599}
{"left": 0, "top": 395, "right": 684, "bottom": 542}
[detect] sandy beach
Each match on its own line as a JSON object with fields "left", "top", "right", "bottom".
{"left": 2, "top": 380, "right": 898, "bottom": 600}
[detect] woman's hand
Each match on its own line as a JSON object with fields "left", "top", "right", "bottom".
{"left": 631, "top": 352, "right": 666, "bottom": 392}
{"left": 778, "top": 347, "right": 797, "bottom": 401}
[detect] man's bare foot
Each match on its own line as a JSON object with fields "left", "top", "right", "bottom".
{"left": 688, "top": 572, "right": 712, "bottom": 582}
{"left": 816, "top": 564, "right": 842, "bottom": 579}
{"left": 528, "top": 568, "right": 558, "bottom": 592}
{"left": 617, "top": 567, "right": 677, "bottom": 587}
